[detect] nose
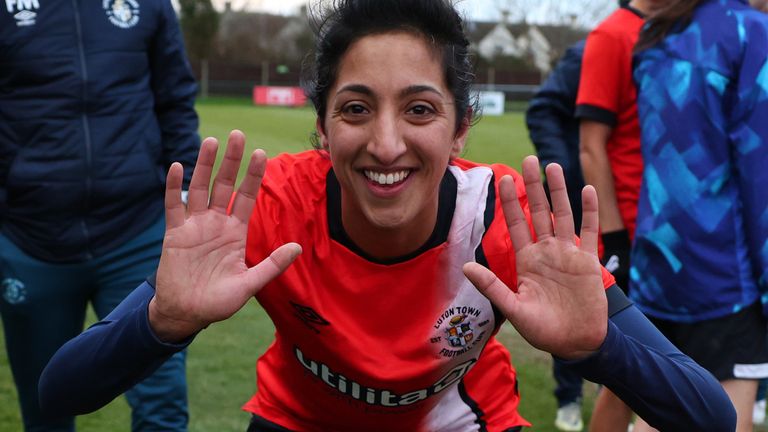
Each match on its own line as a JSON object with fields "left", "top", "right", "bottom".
{"left": 367, "top": 111, "right": 407, "bottom": 165}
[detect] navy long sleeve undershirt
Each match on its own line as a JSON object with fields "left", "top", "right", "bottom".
{"left": 38, "top": 280, "right": 192, "bottom": 418}
{"left": 38, "top": 282, "right": 735, "bottom": 430}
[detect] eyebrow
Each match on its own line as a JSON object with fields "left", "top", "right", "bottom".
{"left": 401, "top": 85, "right": 443, "bottom": 98}
{"left": 335, "top": 84, "right": 444, "bottom": 98}
{"left": 336, "top": 84, "right": 373, "bottom": 96}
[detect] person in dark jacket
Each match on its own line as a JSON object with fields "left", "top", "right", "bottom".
{"left": 0, "top": 0, "right": 199, "bottom": 430}
{"left": 525, "top": 40, "right": 587, "bottom": 432}
{"left": 526, "top": 40, "right": 586, "bottom": 232}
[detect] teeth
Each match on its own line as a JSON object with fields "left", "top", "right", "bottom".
{"left": 364, "top": 170, "right": 410, "bottom": 185}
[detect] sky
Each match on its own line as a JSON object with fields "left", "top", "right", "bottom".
{"left": 214, "top": 0, "right": 619, "bottom": 29}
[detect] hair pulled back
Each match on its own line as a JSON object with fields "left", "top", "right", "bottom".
{"left": 302, "top": 0, "right": 477, "bottom": 144}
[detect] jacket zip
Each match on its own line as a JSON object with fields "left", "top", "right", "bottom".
{"left": 72, "top": 0, "right": 93, "bottom": 260}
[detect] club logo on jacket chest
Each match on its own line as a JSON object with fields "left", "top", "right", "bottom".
{"left": 430, "top": 305, "right": 490, "bottom": 358}
{"left": 104, "top": 0, "right": 139, "bottom": 29}
{"left": 5, "top": 0, "right": 39, "bottom": 27}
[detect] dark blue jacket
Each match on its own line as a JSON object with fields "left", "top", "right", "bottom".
{"left": 0, "top": 0, "right": 199, "bottom": 262}
{"left": 525, "top": 40, "right": 585, "bottom": 230}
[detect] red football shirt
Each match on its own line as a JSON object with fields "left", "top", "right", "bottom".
{"left": 242, "top": 151, "right": 614, "bottom": 431}
{"left": 576, "top": 6, "right": 644, "bottom": 238}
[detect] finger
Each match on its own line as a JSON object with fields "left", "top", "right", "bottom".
{"left": 230, "top": 149, "right": 267, "bottom": 224}
{"left": 187, "top": 138, "right": 219, "bottom": 214}
{"left": 544, "top": 163, "right": 575, "bottom": 243}
{"left": 463, "top": 262, "right": 516, "bottom": 320}
{"left": 165, "top": 162, "right": 185, "bottom": 229}
{"left": 243, "top": 243, "right": 302, "bottom": 296}
{"left": 499, "top": 175, "right": 533, "bottom": 252}
{"left": 579, "top": 185, "right": 599, "bottom": 256}
{"left": 209, "top": 130, "right": 245, "bottom": 213}
{"left": 521, "top": 156, "right": 554, "bottom": 240}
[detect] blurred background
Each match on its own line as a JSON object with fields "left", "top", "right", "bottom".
{"left": 178, "top": 0, "right": 618, "bottom": 104}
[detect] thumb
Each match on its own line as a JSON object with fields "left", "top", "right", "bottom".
{"left": 244, "top": 242, "right": 302, "bottom": 296}
{"left": 463, "top": 262, "right": 516, "bottom": 320}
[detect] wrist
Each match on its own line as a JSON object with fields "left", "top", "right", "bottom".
{"left": 557, "top": 320, "right": 615, "bottom": 365}
{"left": 148, "top": 297, "right": 200, "bottom": 343}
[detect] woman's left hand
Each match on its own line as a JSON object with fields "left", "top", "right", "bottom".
{"left": 463, "top": 156, "right": 607, "bottom": 360}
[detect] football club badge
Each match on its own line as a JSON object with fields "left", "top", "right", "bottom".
{"left": 2, "top": 278, "right": 27, "bottom": 305}
{"left": 431, "top": 305, "right": 488, "bottom": 358}
{"left": 446, "top": 314, "right": 474, "bottom": 347}
{"left": 104, "top": 0, "right": 139, "bottom": 29}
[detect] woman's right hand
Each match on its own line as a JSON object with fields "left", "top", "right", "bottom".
{"left": 150, "top": 130, "right": 301, "bottom": 343}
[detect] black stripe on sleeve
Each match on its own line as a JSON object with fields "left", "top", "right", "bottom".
{"left": 574, "top": 104, "right": 617, "bottom": 127}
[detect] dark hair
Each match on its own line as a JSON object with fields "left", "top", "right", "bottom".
{"left": 635, "top": 0, "right": 704, "bottom": 52}
{"left": 302, "top": 0, "right": 477, "bottom": 147}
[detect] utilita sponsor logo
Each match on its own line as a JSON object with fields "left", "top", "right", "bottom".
{"left": 295, "top": 346, "right": 476, "bottom": 407}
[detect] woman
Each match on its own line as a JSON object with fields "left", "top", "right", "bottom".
{"left": 39, "top": 1, "right": 733, "bottom": 430}
{"left": 632, "top": 1, "right": 768, "bottom": 431}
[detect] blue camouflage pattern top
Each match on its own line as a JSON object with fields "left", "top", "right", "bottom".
{"left": 631, "top": 0, "right": 768, "bottom": 322}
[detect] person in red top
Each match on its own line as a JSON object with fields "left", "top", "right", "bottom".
{"left": 239, "top": 151, "right": 549, "bottom": 430}
{"left": 36, "top": 1, "right": 734, "bottom": 431}
{"left": 576, "top": 1, "right": 668, "bottom": 430}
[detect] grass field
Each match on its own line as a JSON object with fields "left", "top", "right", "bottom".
{"left": 0, "top": 97, "right": 598, "bottom": 431}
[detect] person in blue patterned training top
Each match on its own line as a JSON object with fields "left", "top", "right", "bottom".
{"left": 632, "top": 0, "right": 768, "bottom": 430}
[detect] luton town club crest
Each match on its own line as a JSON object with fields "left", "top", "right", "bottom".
{"left": 430, "top": 305, "right": 489, "bottom": 358}
{"left": 446, "top": 314, "right": 474, "bottom": 347}
{"left": 104, "top": 0, "right": 139, "bottom": 29}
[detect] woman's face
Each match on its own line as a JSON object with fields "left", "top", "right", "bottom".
{"left": 317, "top": 31, "right": 469, "bottom": 259}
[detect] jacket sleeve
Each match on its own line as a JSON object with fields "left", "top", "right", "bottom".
{"left": 38, "top": 278, "right": 192, "bottom": 418}
{"left": 150, "top": 0, "right": 200, "bottom": 188}
{"left": 730, "top": 17, "right": 768, "bottom": 315}
{"left": 563, "top": 286, "right": 736, "bottom": 431}
{"left": 525, "top": 41, "right": 584, "bottom": 174}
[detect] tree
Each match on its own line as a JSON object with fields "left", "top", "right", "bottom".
{"left": 179, "top": 0, "right": 219, "bottom": 98}
{"left": 480, "top": 0, "right": 618, "bottom": 29}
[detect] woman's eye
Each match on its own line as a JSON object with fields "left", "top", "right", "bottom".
{"left": 342, "top": 104, "right": 368, "bottom": 115}
{"left": 407, "top": 104, "right": 435, "bottom": 116}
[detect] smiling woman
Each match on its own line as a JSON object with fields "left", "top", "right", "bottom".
{"left": 37, "top": 1, "right": 735, "bottom": 431}
{"left": 319, "top": 32, "right": 470, "bottom": 259}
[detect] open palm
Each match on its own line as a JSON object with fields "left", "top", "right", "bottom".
{"left": 150, "top": 131, "right": 301, "bottom": 342}
{"left": 464, "top": 156, "right": 607, "bottom": 360}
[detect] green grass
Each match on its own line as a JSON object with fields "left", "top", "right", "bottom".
{"left": 0, "top": 97, "right": 590, "bottom": 431}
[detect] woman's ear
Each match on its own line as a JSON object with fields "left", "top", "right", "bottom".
{"left": 450, "top": 107, "right": 472, "bottom": 159}
{"left": 316, "top": 117, "right": 329, "bottom": 150}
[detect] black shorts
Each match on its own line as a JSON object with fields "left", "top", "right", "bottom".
{"left": 648, "top": 301, "right": 768, "bottom": 381}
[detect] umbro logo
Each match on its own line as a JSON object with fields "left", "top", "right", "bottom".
{"left": 5, "top": 0, "right": 39, "bottom": 27}
{"left": 290, "top": 302, "right": 330, "bottom": 334}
